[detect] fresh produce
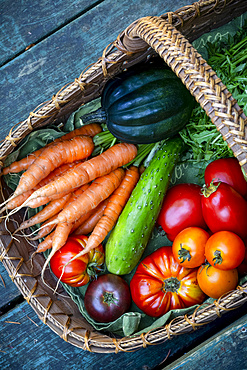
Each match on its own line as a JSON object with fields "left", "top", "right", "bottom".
{"left": 179, "top": 30, "right": 247, "bottom": 164}
{"left": 105, "top": 137, "right": 185, "bottom": 275}
{"left": 40, "top": 168, "right": 125, "bottom": 280}
{"left": 201, "top": 181, "right": 247, "bottom": 240}
{"left": 50, "top": 168, "right": 125, "bottom": 226}
{"left": 197, "top": 264, "right": 239, "bottom": 299}
{"left": 157, "top": 183, "right": 207, "bottom": 241}
{"left": 13, "top": 135, "right": 95, "bottom": 197}
{"left": 20, "top": 142, "right": 137, "bottom": 205}
{"left": 172, "top": 227, "right": 210, "bottom": 268}
{"left": 204, "top": 231, "right": 245, "bottom": 270}
{"left": 74, "top": 165, "right": 140, "bottom": 256}
{"left": 49, "top": 235, "right": 104, "bottom": 287}
{"left": 2, "top": 123, "right": 102, "bottom": 175}
{"left": 73, "top": 198, "right": 109, "bottom": 236}
{"left": 84, "top": 274, "right": 131, "bottom": 323}
{"left": 84, "top": 62, "right": 195, "bottom": 144}
{"left": 130, "top": 246, "right": 205, "bottom": 317}
{"left": 204, "top": 157, "right": 247, "bottom": 198}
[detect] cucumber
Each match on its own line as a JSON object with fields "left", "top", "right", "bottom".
{"left": 105, "top": 137, "right": 185, "bottom": 275}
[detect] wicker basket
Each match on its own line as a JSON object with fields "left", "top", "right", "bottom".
{"left": 1, "top": 0, "right": 247, "bottom": 354}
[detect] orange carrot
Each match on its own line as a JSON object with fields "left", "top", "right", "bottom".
{"left": 36, "top": 231, "right": 54, "bottom": 253}
{"left": 2, "top": 123, "right": 102, "bottom": 175}
{"left": 2, "top": 162, "right": 81, "bottom": 213}
{"left": 25, "top": 143, "right": 137, "bottom": 202}
{"left": 31, "top": 214, "right": 58, "bottom": 240}
{"left": 13, "top": 135, "right": 94, "bottom": 197}
{"left": 73, "top": 198, "right": 109, "bottom": 235}
{"left": 32, "top": 184, "right": 90, "bottom": 242}
{"left": 52, "top": 167, "right": 125, "bottom": 226}
{"left": 16, "top": 193, "right": 72, "bottom": 232}
{"left": 37, "top": 169, "right": 125, "bottom": 281}
{"left": 76, "top": 166, "right": 139, "bottom": 255}
{"left": 36, "top": 208, "right": 95, "bottom": 252}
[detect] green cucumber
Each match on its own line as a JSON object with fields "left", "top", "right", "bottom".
{"left": 105, "top": 137, "right": 185, "bottom": 275}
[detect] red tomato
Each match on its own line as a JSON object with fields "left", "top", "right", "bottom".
{"left": 205, "top": 231, "right": 245, "bottom": 270}
{"left": 84, "top": 274, "right": 131, "bottom": 323}
{"left": 50, "top": 235, "right": 104, "bottom": 287}
{"left": 201, "top": 182, "right": 247, "bottom": 240}
{"left": 204, "top": 157, "right": 247, "bottom": 198}
{"left": 130, "top": 246, "right": 205, "bottom": 317}
{"left": 157, "top": 183, "right": 207, "bottom": 241}
{"left": 172, "top": 227, "right": 210, "bottom": 268}
{"left": 197, "top": 264, "right": 239, "bottom": 299}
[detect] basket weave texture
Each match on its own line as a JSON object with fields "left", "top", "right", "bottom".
{"left": 0, "top": 0, "right": 247, "bottom": 353}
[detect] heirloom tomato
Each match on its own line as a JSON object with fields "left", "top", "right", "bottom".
{"left": 205, "top": 231, "right": 245, "bottom": 270}
{"left": 172, "top": 227, "right": 210, "bottom": 268}
{"left": 130, "top": 246, "right": 205, "bottom": 317}
{"left": 197, "top": 264, "right": 238, "bottom": 299}
{"left": 50, "top": 235, "right": 104, "bottom": 287}
{"left": 201, "top": 182, "right": 247, "bottom": 240}
{"left": 204, "top": 157, "right": 247, "bottom": 198}
{"left": 84, "top": 274, "right": 131, "bottom": 323}
{"left": 157, "top": 183, "right": 207, "bottom": 241}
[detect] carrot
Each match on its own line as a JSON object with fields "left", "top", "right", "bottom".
{"left": 20, "top": 183, "right": 90, "bottom": 236}
{"left": 32, "top": 184, "right": 91, "bottom": 242}
{"left": 36, "top": 231, "right": 54, "bottom": 253}
{"left": 36, "top": 168, "right": 124, "bottom": 268}
{"left": 24, "top": 143, "right": 137, "bottom": 203}
{"left": 1, "top": 162, "right": 81, "bottom": 214}
{"left": 16, "top": 193, "right": 72, "bottom": 233}
{"left": 75, "top": 166, "right": 140, "bottom": 255}
{"left": 73, "top": 198, "right": 109, "bottom": 235}
{"left": 13, "top": 135, "right": 94, "bottom": 197}
{"left": 35, "top": 206, "right": 95, "bottom": 252}
{"left": 31, "top": 214, "right": 58, "bottom": 240}
{"left": 2, "top": 123, "right": 102, "bottom": 175}
{"left": 51, "top": 167, "right": 125, "bottom": 226}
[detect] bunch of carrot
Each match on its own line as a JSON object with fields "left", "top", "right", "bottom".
{"left": 1, "top": 122, "right": 139, "bottom": 281}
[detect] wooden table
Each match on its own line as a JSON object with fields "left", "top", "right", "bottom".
{"left": 0, "top": 1, "right": 247, "bottom": 368}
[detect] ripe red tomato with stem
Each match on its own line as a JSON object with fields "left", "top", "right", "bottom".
{"left": 172, "top": 227, "right": 210, "bottom": 268}
{"left": 197, "top": 263, "right": 239, "bottom": 299}
{"left": 84, "top": 274, "right": 131, "bottom": 323}
{"left": 201, "top": 181, "right": 247, "bottom": 240}
{"left": 130, "top": 246, "right": 205, "bottom": 317}
{"left": 205, "top": 231, "right": 245, "bottom": 270}
{"left": 157, "top": 183, "right": 207, "bottom": 241}
{"left": 204, "top": 157, "right": 247, "bottom": 198}
{"left": 50, "top": 235, "right": 104, "bottom": 287}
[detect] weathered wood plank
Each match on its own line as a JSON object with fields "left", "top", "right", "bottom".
{"left": 0, "top": 0, "right": 194, "bottom": 142}
{"left": 0, "top": 0, "right": 102, "bottom": 66}
{"left": 165, "top": 313, "right": 247, "bottom": 370}
{"left": 0, "top": 301, "right": 168, "bottom": 370}
{"left": 0, "top": 262, "right": 23, "bottom": 314}
{"left": 1, "top": 299, "right": 247, "bottom": 369}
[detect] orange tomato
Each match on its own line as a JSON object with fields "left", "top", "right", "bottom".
{"left": 205, "top": 231, "right": 245, "bottom": 270}
{"left": 172, "top": 227, "right": 210, "bottom": 268}
{"left": 197, "top": 264, "right": 238, "bottom": 299}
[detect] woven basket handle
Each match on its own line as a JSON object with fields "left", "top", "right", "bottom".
{"left": 119, "top": 16, "right": 247, "bottom": 173}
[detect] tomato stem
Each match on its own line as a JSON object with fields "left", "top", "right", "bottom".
{"left": 103, "top": 291, "right": 118, "bottom": 306}
{"left": 201, "top": 181, "right": 221, "bottom": 198}
{"left": 212, "top": 250, "right": 223, "bottom": 266}
{"left": 178, "top": 244, "right": 192, "bottom": 263}
{"left": 164, "top": 277, "right": 180, "bottom": 292}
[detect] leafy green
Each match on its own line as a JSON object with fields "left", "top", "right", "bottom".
{"left": 180, "top": 19, "right": 247, "bottom": 164}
